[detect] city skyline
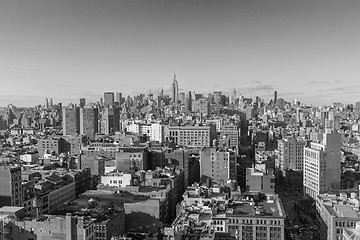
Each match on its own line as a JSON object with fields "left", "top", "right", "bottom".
{"left": 1, "top": 0, "right": 360, "bottom": 107}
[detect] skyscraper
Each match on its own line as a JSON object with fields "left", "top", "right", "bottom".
{"left": 80, "top": 107, "right": 98, "bottom": 140}
{"left": 116, "top": 92, "right": 122, "bottom": 104}
{"left": 171, "top": 74, "right": 179, "bottom": 106}
{"left": 44, "top": 98, "right": 49, "bottom": 109}
{"left": 303, "top": 131, "right": 341, "bottom": 199}
{"left": 63, "top": 107, "right": 80, "bottom": 136}
{"left": 277, "top": 137, "right": 306, "bottom": 172}
{"left": 79, "top": 98, "right": 86, "bottom": 108}
{"left": 274, "top": 91, "right": 278, "bottom": 104}
{"left": 104, "top": 92, "right": 114, "bottom": 107}
{"left": 101, "top": 107, "right": 120, "bottom": 135}
{"left": 187, "top": 91, "right": 192, "bottom": 111}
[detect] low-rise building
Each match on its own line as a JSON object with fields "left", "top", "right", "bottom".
{"left": 165, "top": 185, "right": 285, "bottom": 240}
{"left": 316, "top": 192, "right": 360, "bottom": 240}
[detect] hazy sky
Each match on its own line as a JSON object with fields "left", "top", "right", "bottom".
{"left": 1, "top": 0, "right": 360, "bottom": 107}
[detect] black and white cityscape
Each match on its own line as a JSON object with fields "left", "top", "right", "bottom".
{"left": 1, "top": 0, "right": 360, "bottom": 240}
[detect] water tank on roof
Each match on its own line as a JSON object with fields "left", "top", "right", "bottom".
{"left": 213, "top": 139, "right": 218, "bottom": 147}
{"left": 32, "top": 197, "right": 41, "bottom": 208}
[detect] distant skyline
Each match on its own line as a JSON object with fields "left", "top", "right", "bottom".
{"left": 1, "top": 0, "right": 360, "bottom": 107}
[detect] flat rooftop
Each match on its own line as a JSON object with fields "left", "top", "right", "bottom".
{"left": 0, "top": 206, "right": 24, "bottom": 213}
{"left": 212, "top": 198, "right": 284, "bottom": 218}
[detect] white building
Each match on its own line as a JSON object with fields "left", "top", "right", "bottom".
{"left": 101, "top": 172, "right": 133, "bottom": 188}
{"left": 200, "top": 147, "right": 237, "bottom": 184}
{"left": 317, "top": 192, "right": 360, "bottom": 240}
{"left": 20, "top": 153, "right": 39, "bottom": 164}
{"left": 303, "top": 131, "right": 341, "bottom": 199}
{"left": 126, "top": 123, "right": 164, "bottom": 143}
{"left": 277, "top": 137, "right": 306, "bottom": 172}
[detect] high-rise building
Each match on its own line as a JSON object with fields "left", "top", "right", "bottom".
{"left": 101, "top": 107, "right": 120, "bottom": 135}
{"left": 80, "top": 107, "right": 98, "bottom": 140}
{"left": 79, "top": 98, "right": 86, "bottom": 108}
{"left": 171, "top": 74, "right": 179, "bottom": 106}
{"left": 104, "top": 92, "right": 115, "bottom": 107}
{"left": 62, "top": 107, "right": 80, "bottom": 136}
{"left": 274, "top": 91, "right": 278, "bottom": 104}
{"left": 116, "top": 92, "right": 122, "bottom": 104}
{"left": 44, "top": 98, "right": 49, "bottom": 109}
{"left": 200, "top": 147, "right": 237, "bottom": 185}
{"left": 213, "top": 91, "right": 222, "bottom": 105}
{"left": 0, "top": 165, "right": 22, "bottom": 207}
{"left": 49, "top": 98, "right": 53, "bottom": 107}
{"left": 277, "top": 137, "right": 306, "bottom": 172}
{"left": 303, "top": 131, "right": 341, "bottom": 199}
{"left": 186, "top": 91, "right": 192, "bottom": 111}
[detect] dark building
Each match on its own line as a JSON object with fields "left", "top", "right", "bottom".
{"left": 104, "top": 92, "right": 115, "bottom": 107}
{"left": 79, "top": 98, "right": 86, "bottom": 108}
{"left": 274, "top": 91, "right": 278, "bottom": 104}
{"left": 80, "top": 107, "right": 98, "bottom": 140}
{"left": 187, "top": 91, "right": 192, "bottom": 111}
{"left": 101, "top": 107, "right": 120, "bottom": 135}
{"left": 116, "top": 92, "right": 122, "bottom": 105}
{"left": 63, "top": 107, "right": 80, "bottom": 136}
{"left": 237, "top": 155, "right": 254, "bottom": 191}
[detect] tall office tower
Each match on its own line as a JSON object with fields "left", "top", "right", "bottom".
{"left": 186, "top": 91, "right": 192, "bottom": 111}
{"left": 49, "top": 98, "right": 53, "bottom": 107}
{"left": 101, "top": 107, "right": 120, "bottom": 135}
{"left": 116, "top": 92, "right": 122, "bottom": 104}
{"left": 274, "top": 91, "right": 278, "bottom": 104}
{"left": 200, "top": 147, "right": 237, "bottom": 185}
{"left": 62, "top": 107, "right": 80, "bottom": 136}
{"left": 303, "top": 131, "right": 341, "bottom": 199}
{"left": 0, "top": 165, "right": 22, "bottom": 207}
{"left": 44, "top": 98, "right": 49, "bottom": 109}
{"left": 104, "top": 92, "right": 115, "bottom": 107}
{"left": 277, "top": 137, "right": 306, "bottom": 172}
{"left": 79, "top": 98, "right": 86, "bottom": 108}
{"left": 80, "top": 107, "right": 98, "bottom": 140}
{"left": 159, "top": 89, "right": 164, "bottom": 98}
{"left": 100, "top": 97, "right": 103, "bottom": 106}
{"left": 213, "top": 91, "right": 222, "bottom": 105}
{"left": 171, "top": 74, "right": 179, "bottom": 106}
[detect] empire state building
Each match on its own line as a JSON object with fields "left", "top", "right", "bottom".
{"left": 172, "top": 74, "right": 179, "bottom": 106}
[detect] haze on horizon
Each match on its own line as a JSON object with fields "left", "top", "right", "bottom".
{"left": 1, "top": 0, "right": 360, "bottom": 107}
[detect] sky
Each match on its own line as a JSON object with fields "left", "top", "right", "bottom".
{"left": 1, "top": 0, "right": 360, "bottom": 107}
